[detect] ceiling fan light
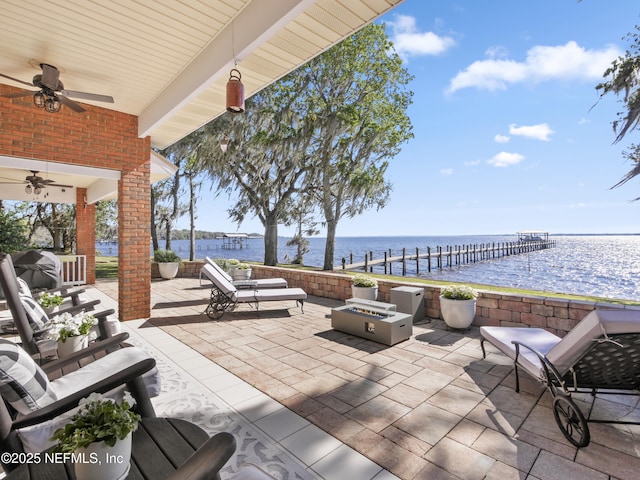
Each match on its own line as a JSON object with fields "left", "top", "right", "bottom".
{"left": 33, "top": 92, "right": 45, "bottom": 108}
{"left": 25, "top": 184, "right": 32, "bottom": 194}
{"left": 226, "top": 68, "right": 244, "bottom": 113}
{"left": 34, "top": 186, "right": 42, "bottom": 195}
{"left": 44, "top": 95, "right": 61, "bottom": 113}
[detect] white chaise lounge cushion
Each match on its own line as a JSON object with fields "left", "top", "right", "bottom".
{"left": 481, "top": 309, "right": 640, "bottom": 379}
{"left": 206, "top": 257, "right": 288, "bottom": 289}
{"left": 236, "top": 288, "right": 307, "bottom": 303}
{"left": 201, "top": 264, "right": 237, "bottom": 298}
{"left": 480, "top": 326, "right": 561, "bottom": 379}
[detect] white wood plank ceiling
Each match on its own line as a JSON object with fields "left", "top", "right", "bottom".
{"left": 0, "top": 0, "right": 404, "bottom": 150}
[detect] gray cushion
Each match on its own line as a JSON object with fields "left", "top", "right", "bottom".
{"left": 19, "top": 295, "right": 50, "bottom": 331}
{"left": 0, "top": 339, "right": 57, "bottom": 414}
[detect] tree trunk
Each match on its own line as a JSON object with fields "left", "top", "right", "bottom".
{"left": 264, "top": 215, "right": 278, "bottom": 266}
{"left": 150, "top": 189, "right": 159, "bottom": 252}
{"left": 165, "top": 220, "right": 172, "bottom": 251}
{"left": 189, "top": 178, "right": 195, "bottom": 261}
{"left": 323, "top": 218, "right": 337, "bottom": 270}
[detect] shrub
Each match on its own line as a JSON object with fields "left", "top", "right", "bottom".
{"left": 0, "top": 211, "right": 30, "bottom": 253}
{"left": 153, "top": 249, "right": 182, "bottom": 263}
{"left": 352, "top": 273, "right": 378, "bottom": 288}
{"left": 440, "top": 285, "right": 478, "bottom": 300}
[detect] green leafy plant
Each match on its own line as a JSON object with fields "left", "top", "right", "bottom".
{"left": 440, "top": 285, "right": 478, "bottom": 300}
{"left": 213, "top": 258, "right": 231, "bottom": 270}
{"left": 47, "top": 311, "right": 97, "bottom": 342}
{"left": 236, "top": 262, "right": 251, "bottom": 270}
{"left": 51, "top": 392, "right": 140, "bottom": 452}
{"left": 153, "top": 249, "right": 182, "bottom": 263}
{"left": 38, "top": 292, "right": 64, "bottom": 309}
{"left": 352, "top": 274, "right": 378, "bottom": 288}
{"left": 227, "top": 258, "right": 240, "bottom": 267}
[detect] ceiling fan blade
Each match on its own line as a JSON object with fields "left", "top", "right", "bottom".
{"left": 47, "top": 183, "right": 74, "bottom": 189}
{"left": 60, "top": 90, "right": 114, "bottom": 103}
{"left": 0, "top": 72, "right": 34, "bottom": 87}
{"left": 58, "top": 95, "right": 86, "bottom": 112}
{"left": 0, "top": 91, "right": 35, "bottom": 98}
{"left": 40, "top": 63, "right": 60, "bottom": 90}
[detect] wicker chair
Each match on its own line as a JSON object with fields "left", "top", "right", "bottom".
{"left": 480, "top": 309, "right": 640, "bottom": 447}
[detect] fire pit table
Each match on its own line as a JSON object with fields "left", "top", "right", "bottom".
{"left": 331, "top": 298, "right": 412, "bottom": 346}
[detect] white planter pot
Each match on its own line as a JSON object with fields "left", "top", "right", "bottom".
{"left": 351, "top": 285, "right": 378, "bottom": 301}
{"left": 158, "top": 262, "right": 179, "bottom": 279}
{"left": 57, "top": 335, "right": 88, "bottom": 358}
{"left": 43, "top": 305, "right": 59, "bottom": 316}
{"left": 232, "top": 268, "right": 252, "bottom": 281}
{"left": 439, "top": 296, "right": 476, "bottom": 329}
{"left": 74, "top": 432, "right": 132, "bottom": 480}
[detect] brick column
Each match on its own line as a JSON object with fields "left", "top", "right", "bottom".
{"left": 75, "top": 188, "right": 96, "bottom": 284}
{"left": 118, "top": 140, "right": 151, "bottom": 321}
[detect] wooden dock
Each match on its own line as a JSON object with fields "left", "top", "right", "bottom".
{"left": 336, "top": 239, "right": 556, "bottom": 275}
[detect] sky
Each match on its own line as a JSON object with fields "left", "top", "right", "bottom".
{"left": 177, "top": 0, "right": 640, "bottom": 237}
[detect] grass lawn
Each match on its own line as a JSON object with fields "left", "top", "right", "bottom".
{"left": 95, "top": 256, "right": 118, "bottom": 279}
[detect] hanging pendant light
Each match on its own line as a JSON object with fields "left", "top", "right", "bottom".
{"left": 226, "top": 68, "right": 244, "bottom": 113}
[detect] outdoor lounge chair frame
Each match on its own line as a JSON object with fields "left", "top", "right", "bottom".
{"left": 202, "top": 256, "right": 289, "bottom": 289}
{"left": 480, "top": 310, "right": 640, "bottom": 447}
{"left": 200, "top": 264, "right": 306, "bottom": 320}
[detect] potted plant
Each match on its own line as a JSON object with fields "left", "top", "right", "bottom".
{"left": 351, "top": 273, "right": 378, "bottom": 301}
{"left": 38, "top": 291, "right": 64, "bottom": 315}
{"left": 232, "top": 262, "right": 252, "bottom": 281}
{"left": 213, "top": 257, "right": 231, "bottom": 272}
{"left": 439, "top": 285, "right": 478, "bottom": 329}
{"left": 51, "top": 392, "right": 140, "bottom": 480}
{"left": 48, "top": 311, "right": 98, "bottom": 357}
{"left": 226, "top": 258, "right": 240, "bottom": 275}
{"left": 153, "top": 249, "right": 182, "bottom": 279}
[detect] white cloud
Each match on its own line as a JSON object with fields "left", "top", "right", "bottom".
{"left": 485, "top": 46, "right": 510, "bottom": 59}
{"left": 487, "top": 152, "right": 525, "bottom": 167}
{"left": 447, "top": 41, "right": 621, "bottom": 93}
{"left": 508, "top": 123, "right": 554, "bottom": 141}
{"left": 494, "top": 134, "right": 510, "bottom": 143}
{"left": 387, "top": 15, "right": 456, "bottom": 61}
{"left": 440, "top": 168, "right": 454, "bottom": 176}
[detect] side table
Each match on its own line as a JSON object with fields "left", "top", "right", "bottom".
{"left": 4, "top": 418, "right": 211, "bottom": 479}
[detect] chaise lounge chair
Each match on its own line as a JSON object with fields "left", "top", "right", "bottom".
{"left": 480, "top": 309, "right": 640, "bottom": 447}
{"left": 200, "top": 263, "right": 306, "bottom": 319}
{"left": 202, "top": 256, "right": 289, "bottom": 289}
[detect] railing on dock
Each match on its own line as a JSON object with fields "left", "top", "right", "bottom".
{"left": 337, "top": 239, "right": 556, "bottom": 275}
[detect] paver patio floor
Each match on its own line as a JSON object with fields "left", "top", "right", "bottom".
{"left": 98, "top": 278, "right": 640, "bottom": 480}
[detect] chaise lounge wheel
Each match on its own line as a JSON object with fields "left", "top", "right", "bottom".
{"left": 206, "top": 304, "right": 226, "bottom": 320}
{"left": 552, "top": 396, "right": 590, "bottom": 447}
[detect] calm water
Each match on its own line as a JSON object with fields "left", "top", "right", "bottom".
{"left": 97, "top": 234, "right": 640, "bottom": 301}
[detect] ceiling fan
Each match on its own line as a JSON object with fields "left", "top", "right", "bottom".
{"left": 0, "top": 170, "right": 73, "bottom": 195}
{"left": 0, "top": 62, "right": 114, "bottom": 113}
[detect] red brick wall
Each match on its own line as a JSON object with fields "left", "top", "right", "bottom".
{"left": 0, "top": 87, "right": 151, "bottom": 320}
